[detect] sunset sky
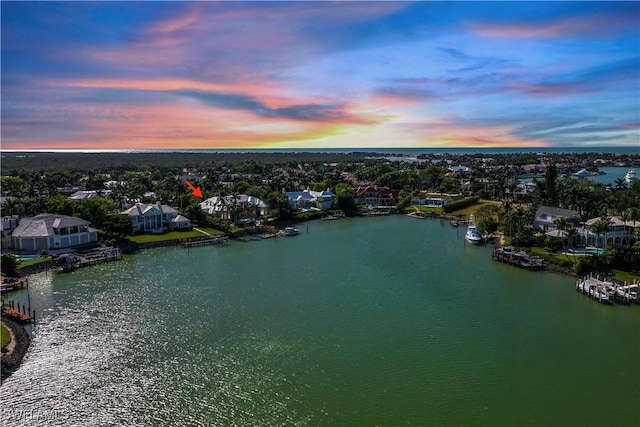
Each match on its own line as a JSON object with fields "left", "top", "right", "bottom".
{"left": 2, "top": 1, "right": 639, "bottom": 150}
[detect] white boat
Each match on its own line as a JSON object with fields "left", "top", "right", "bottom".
{"left": 573, "top": 168, "right": 591, "bottom": 177}
{"left": 624, "top": 168, "right": 637, "bottom": 184}
{"left": 465, "top": 214, "right": 483, "bottom": 245}
{"left": 283, "top": 226, "right": 300, "bottom": 236}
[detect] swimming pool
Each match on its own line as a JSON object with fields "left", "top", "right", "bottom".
{"left": 567, "top": 247, "right": 605, "bottom": 255}
{"left": 18, "top": 255, "right": 42, "bottom": 262}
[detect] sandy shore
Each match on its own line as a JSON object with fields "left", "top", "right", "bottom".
{"left": 1, "top": 319, "right": 31, "bottom": 383}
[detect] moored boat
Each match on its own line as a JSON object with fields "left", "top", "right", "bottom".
{"left": 624, "top": 168, "right": 637, "bottom": 184}
{"left": 283, "top": 226, "right": 301, "bottom": 236}
{"left": 465, "top": 214, "right": 483, "bottom": 245}
{"left": 574, "top": 168, "right": 591, "bottom": 178}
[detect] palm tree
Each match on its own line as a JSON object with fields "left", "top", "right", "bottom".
{"left": 613, "top": 178, "right": 628, "bottom": 190}
{"left": 553, "top": 217, "right": 570, "bottom": 253}
{"left": 566, "top": 224, "right": 577, "bottom": 249}
{"left": 578, "top": 210, "right": 591, "bottom": 247}
{"left": 591, "top": 216, "right": 611, "bottom": 250}
{"left": 619, "top": 209, "right": 631, "bottom": 246}
{"left": 629, "top": 207, "right": 640, "bottom": 245}
{"left": 502, "top": 201, "right": 515, "bottom": 238}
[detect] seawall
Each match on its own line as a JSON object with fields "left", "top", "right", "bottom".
{"left": 1, "top": 319, "right": 31, "bottom": 383}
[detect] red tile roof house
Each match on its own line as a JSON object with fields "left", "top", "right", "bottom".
{"left": 354, "top": 185, "right": 400, "bottom": 206}
{"left": 11, "top": 213, "right": 98, "bottom": 252}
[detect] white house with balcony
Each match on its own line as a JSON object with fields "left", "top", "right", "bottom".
{"left": 533, "top": 206, "right": 581, "bottom": 232}
{"left": 11, "top": 213, "right": 98, "bottom": 252}
{"left": 121, "top": 202, "right": 191, "bottom": 233}
{"left": 200, "top": 195, "right": 269, "bottom": 221}
{"left": 284, "top": 188, "right": 335, "bottom": 210}
{"left": 577, "top": 216, "right": 633, "bottom": 247}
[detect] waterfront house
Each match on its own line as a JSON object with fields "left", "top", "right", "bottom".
{"left": 410, "top": 192, "right": 454, "bottom": 207}
{"left": 533, "top": 206, "right": 580, "bottom": 232}
{"left": 200, "top": 195, "right": 269, "bottom": 221}
{"left": 353, "top": 185, "right": 399, "bottom": 206}
{"left": 121, "top": 202, "right": 191, "bottom": 233}
{"left": 578, "top": 216, "right": 632, "bottom": 247}
{"left": 285, "top": 188, "right": 335, "bottom": 210}
{"left": 11, "top": 213, "right": 98, "bottom": 252}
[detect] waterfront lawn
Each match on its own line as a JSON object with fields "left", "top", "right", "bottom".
{"left": 529, "top": 247, "right": 575, "bottom": 269}
{"left": 18, "top": 256, "right": 52, "bottom": 268}
{"left": 1, "top": 323, "right": 10, "bottom": 347}
{"left": 448, "top": 202, "right": 486, "bottom": 218}
{"left": 610, "top": 269, "right": 640, "bottom": 283}
{"left": 127, "top": 228, "right": 224, "bottom": 244}
{"left": 526, "top": 249, "right": 640, "bottom": 282}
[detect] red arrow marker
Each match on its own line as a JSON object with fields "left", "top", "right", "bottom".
{"left": 185, "top": 180, "right": 203, "bottom": 198}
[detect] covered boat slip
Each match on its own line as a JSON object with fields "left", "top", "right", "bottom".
{"left": 576, "top": 274, "right": 640, "bottom": 305}
{"left": 492, "top": 246, "right": 544, "bottom": 270}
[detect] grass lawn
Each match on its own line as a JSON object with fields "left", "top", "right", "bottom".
{"left": 610, "top": 269, "right": 640, "bottom": 283}
{"left": 127, "top": 228, "right": 224, "bottom": 244}
{"left": 18, "top": 256, "right": 52, "bottom": 269}
{"left": 526, "top": 248, "right": 640, "bottom": 282}
{"left": 448, "top": 203, "right": 486, "bottom": 218}
{"left": 1, "top": 323, "right": 11, "bottom": 347}
{"left": 192, "top": 227, "right": 225, "bottom": 236}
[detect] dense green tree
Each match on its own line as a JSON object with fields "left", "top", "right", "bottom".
{"left": 265, "top": 191, "right": 291, "bottom": 220}
{"left": 0, "top": 176, "right": 26, "bottom": 196}
{"left": 101, "top": 213, "right": 134, "bottom": 239}
{"left": 76, "top": 197, "right": 116, "bottom": 229}
{"left": 0, "top": 254, "right": 19, "bottom": 276}
{"left": 544, "top": 164, "right": 558, "bottom": 206}
{"left": 335, "top": 183, "right": 356, "bottom": 215}
{"left": 44, "top": 195, "right": 79, "bottom": 216}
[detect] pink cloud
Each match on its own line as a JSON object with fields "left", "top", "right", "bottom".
{"left": 148, "top": 7, "right": 203, "bottom": 34}
{"left": 405, "top": 121, "right": 552, "bottom": 148}
{"left": 470, "top": 12, "right": 639, "bottom": 39}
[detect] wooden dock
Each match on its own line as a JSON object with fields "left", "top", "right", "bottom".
{"left": 58, "top": 247, "right": 122, "bottom": 272}
{"left": 1, "top": 302, "right": 34, "bottom": 324}
{"left": 1, "top": 277, "right": 28, "bottom": 293}
{"left": 576, "top": 274, "right": 639, "bottom": 305}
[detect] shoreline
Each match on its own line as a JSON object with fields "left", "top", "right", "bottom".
{"left": 1, "top": 318, "right": 31, "bottom": 384}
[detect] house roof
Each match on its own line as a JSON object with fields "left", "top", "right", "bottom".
{"left": 285, "top": 189, "right": 333, "bottom": 201}
{"left": 200, "top": 195, "right": 268, "bottom": 212}
{"left": 69, "top": 190, "right": 98, "bottom": 200}
{"left": 172, "top": 215, "right": 191, "bottom": 223}
{"left": 535, "top": 206, "right": 580, "bottom": 220}
{"left": 121, "top": 202, "right": 177, "bottom": 216}
{"left": 12, "top": 213, "right": 90, "bottom": 238}
{"left": 585, "top": 216, "right": 626, "bottom": 227}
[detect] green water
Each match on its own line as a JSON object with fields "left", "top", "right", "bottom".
{"left": 2, "top": 215, "right": 639, "bottom": 426}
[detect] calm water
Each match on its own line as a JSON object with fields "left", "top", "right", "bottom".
{"left": 519, "top": 167, "right": 635, "bottom": 186}
{"left": 2, "top": 216, "right": 639, "bottom": 426}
